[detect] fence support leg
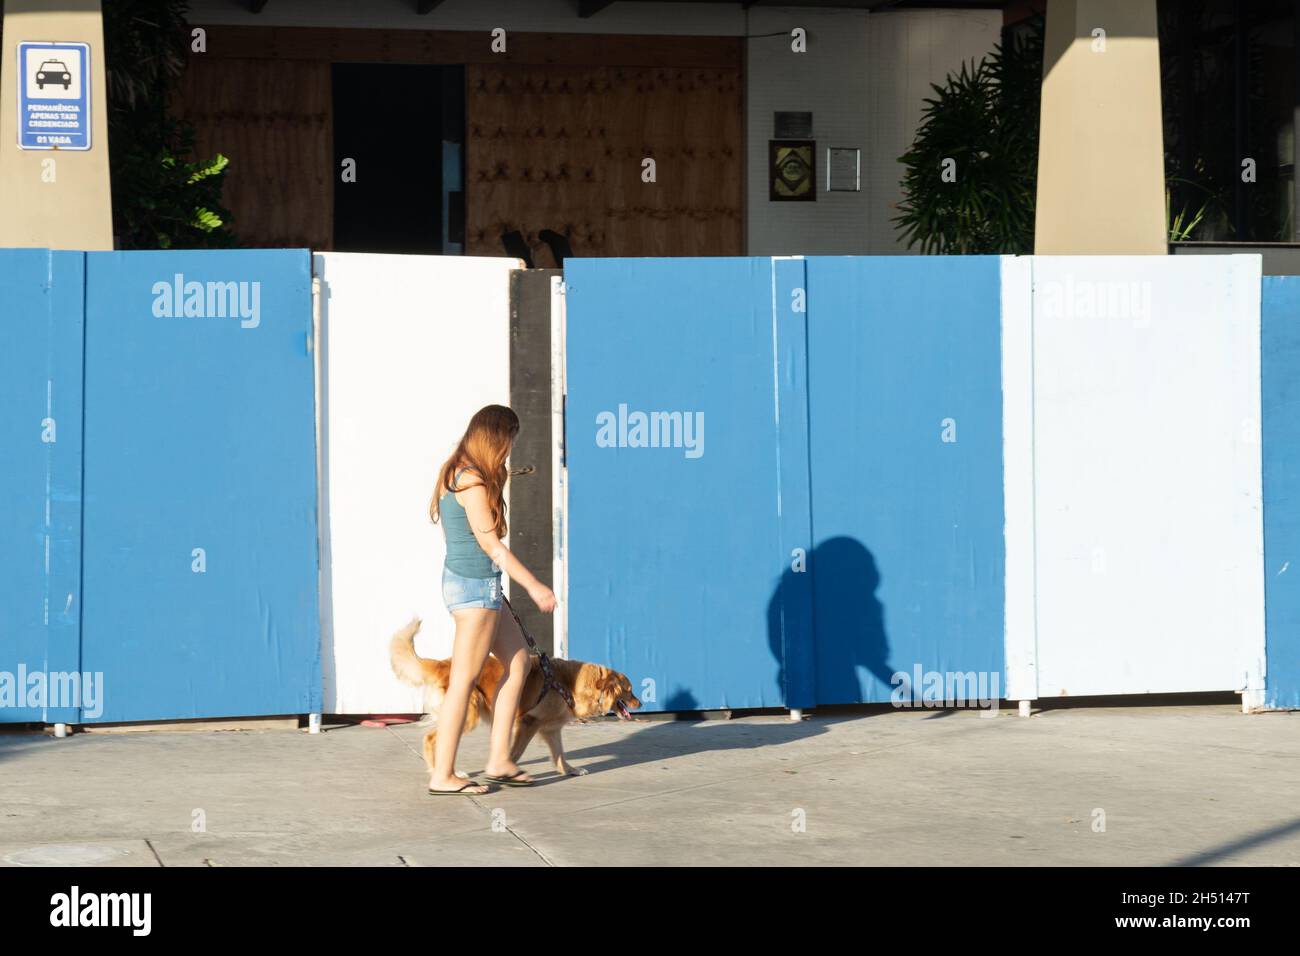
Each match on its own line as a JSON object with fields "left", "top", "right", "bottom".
{"left": 308, "top": 713, "right": 322, "bottom": 735}
{"left": 52, "top": 723, "right": 69, "bottom": 738}
{"left": 788, "top": 708, "right": 803, "bottom": 722}
{"left": 1017, "top": 700, "right": 1032, "bottom": 718}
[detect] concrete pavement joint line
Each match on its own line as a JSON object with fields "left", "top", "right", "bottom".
{"left": 384, "top": 724, "right": 429, "bottom": 762}
{"left": 378, "top": 727, "right": 580, "bottom": 865}
{"left": 508, "top": 827, "right": 555, "bottom": 866}
{"left": 384, "top": 723, "right": 554, "bottom": 863}
{"left": 144, "top": 838, "right": 164, "bottom": 867}
{"left": 382, "top": 723, "right": 495, "bottom": 811}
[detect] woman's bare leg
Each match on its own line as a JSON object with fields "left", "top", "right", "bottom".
{"left": 484, "top": 606, "right": 533, "bottom": 782}
{"left": 430, "top": 608, "right": 496, "bottom": 793}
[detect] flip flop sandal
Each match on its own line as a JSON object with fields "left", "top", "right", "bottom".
{"left": 428, "top": 781, "right": 489, "bottom": 795}
{"left": 484, "top": 771, "right": 534, "bottom": 787}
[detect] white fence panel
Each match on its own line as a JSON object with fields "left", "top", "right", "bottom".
{"left": 1027, "top": 255, "right": 1264, "bottom": 698}
{"left": 315, "top": 253, "right": 517, "bottom": 714}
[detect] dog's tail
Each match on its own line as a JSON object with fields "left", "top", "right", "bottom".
{"left": 389, "top": 617, "right": 426, "bottom": 687}
{"left": 389, "top": 617, "right": 489, "bottom": 733}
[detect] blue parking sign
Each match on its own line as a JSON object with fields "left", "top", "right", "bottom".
{"left": 18, "top": 42, "right": 91, "bottom": 150}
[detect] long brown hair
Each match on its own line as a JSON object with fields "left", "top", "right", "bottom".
{"left": 430, "top": 404, "right": 520, "bottom": 537}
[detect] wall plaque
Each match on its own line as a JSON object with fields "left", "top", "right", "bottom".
{"left": 769, "top": 140, "right": 816, "bottom": 202}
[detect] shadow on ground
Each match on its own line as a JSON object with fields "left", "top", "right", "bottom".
{"left": 0, "top": 731, "right": 60, "bottom": 765}
{"left": 1169, "top": 816, "right": 1300, "bottom": 866}
{"left": 514, "top": 687, "right": 893, "bottom": 779}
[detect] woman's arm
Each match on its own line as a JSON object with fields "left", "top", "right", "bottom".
{"left": 457, "top": 483, "right": 556, "bottom": 612}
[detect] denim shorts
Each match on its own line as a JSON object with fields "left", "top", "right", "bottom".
{"left": 442, "top": 566, "right": 502, "bottom": 612}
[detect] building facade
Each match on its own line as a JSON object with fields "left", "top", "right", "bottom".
{"left": 177, "top": 0, "right": 1001, "bottom": 260}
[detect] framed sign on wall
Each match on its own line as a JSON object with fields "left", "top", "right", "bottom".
{"left": 770, "top": 140, "right": 816, "bottom": 202}
{"left": 827, "top": 147, "right": 861, "bottom": 192}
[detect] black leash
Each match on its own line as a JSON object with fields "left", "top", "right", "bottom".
{"left": 500, "top": 593, "right": 583, "bottom": 719}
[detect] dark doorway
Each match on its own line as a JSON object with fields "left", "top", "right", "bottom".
{"left": 331, "top": 64, "right": 464, "bottom": 253}
{"left": 1159, "top": 0, "right": 1298, "bottom": 242}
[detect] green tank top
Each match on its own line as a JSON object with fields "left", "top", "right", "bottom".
{"left": 440, "top": 469, "right": 499, "bottom": 578}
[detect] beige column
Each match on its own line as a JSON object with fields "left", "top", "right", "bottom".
{"left": 0, "top": 0, "right": 112, "bottom": 250}
{"left": 1034, "top": 0, "right": 1166, "bottom": 254}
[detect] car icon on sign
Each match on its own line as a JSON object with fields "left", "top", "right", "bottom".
{"left": 36, "top": 60, "right": 72, "bottom": 90}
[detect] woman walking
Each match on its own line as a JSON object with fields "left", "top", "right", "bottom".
{"left": 428, "top": 404, "right": 556, "bottom": 794}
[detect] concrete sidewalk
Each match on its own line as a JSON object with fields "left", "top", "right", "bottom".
{"left": 1, "top": 704, "right": 1297, "bottom": 866}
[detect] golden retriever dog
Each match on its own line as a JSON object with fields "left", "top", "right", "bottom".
{"left": 390, "top": 618, "right": 641, "bottom": 778}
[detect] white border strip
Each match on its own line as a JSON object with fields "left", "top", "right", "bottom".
{"left": 310, "top": 272, "right": 327, "bottom": 726}
{"left": 1231, "top": 254, "right": 1267, "bottom": 709}
{"left": 550, "top": 274, "right": 568, "bottom": 658}
{"left": 1000, "top": 255, "right": 1037, "bottom": 703}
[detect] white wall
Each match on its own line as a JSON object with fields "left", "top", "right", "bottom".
{"left": 1001, "top": 255, "right": 1266, "bottom": 700}
{"left": 314, "top": 253, "right": 516, "bottom": 714}
{"left": 746, "top": 7, "right": 1002, "bottom": 255}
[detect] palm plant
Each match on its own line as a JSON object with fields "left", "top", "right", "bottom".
{"left": 894, "top": 20, "right": 1043, "bottom": 254}
{"left": 103, "top": 0, "right": 235, "bottom": 248}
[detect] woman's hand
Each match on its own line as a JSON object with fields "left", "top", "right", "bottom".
{"left": 528, "top": 583, "right": 557, "bottom": 614}
{"left": 460, "top": 484, "right": 556, "bottom": 613}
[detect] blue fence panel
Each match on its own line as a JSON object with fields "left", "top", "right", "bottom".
{"left": 0, "top": 250, "right": 85, "bottom": 723}
{"left": 805, "top": 257, "right": 1006, "bottom": 705}
{"left": 566, "top": 256, "right": 1008, "bottom": 712}
{"left": 1262, "top": 276, "right": 1300, "bottom": 709}
{"left": 79, "top": 250, "right": 320, "bottom": 723}
{"left": 565, "top": 258, "right": 788, "bottom": 711}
